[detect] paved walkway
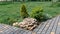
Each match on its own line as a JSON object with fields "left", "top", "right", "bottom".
{"left": 0, "top": 16, "right": 60, "bottom": 34}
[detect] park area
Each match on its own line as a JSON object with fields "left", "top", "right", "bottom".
{"left": 0, "top": 0, "right": 60, "bottom": 34}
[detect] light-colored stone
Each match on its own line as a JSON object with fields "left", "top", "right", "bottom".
{"left": 0, "top": 29, "right": 3, "bottom": 33}
{"left": 13, "top": 22, "right": 19, "bottom": 26}
{"left": 58, "top": 23, "right": 60, "bottom": 26}
{"left": 51, "top": 32, "right": 55, "bottom": 34}
{"left": 29, "top": 25, "right": 37, "bottom": 30}
{"left": 13, "top": 18, "right": 38, "bottom": 30}
{"left": 32, "top": 32, "right": 36, "bottom": 34}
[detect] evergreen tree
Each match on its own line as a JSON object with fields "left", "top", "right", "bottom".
{"left": 20, "top": 4, "right": 29, "bottom": 19}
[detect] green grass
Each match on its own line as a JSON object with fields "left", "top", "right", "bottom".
{"left": 0, "top": 2, "right": 60, "bottom": 25}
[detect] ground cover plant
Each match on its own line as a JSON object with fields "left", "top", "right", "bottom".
{"left": 0, "top": 2, "right": 60, "bottom": 25}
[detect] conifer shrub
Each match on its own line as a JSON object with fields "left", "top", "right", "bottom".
{"left": 30, "top": 7, "right": 50, "bottom": 21}
{"left": 20, "top": 4, "right": 29, "bottom": 19}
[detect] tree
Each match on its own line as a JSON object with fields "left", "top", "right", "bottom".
{"left": 20, "top": 4, "right": 29, "bottom": 19}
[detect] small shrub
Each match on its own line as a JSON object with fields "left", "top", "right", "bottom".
{"left": 7, "top": 17, "right": 17, "bottom": 25}
{"left": 30, "top": 7, "right": 50, "bottom": 21}
{"left": 56, "top": 2, "right": 60, "bottom": 7}
{"left": 20, "top": 4, "right": 29, "bottom": 19}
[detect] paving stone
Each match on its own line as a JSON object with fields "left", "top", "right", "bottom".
{"left": 36, "top": 20, "right": 51, "bottom": 34}
{"left": 51, "top": 16, "right": 60, "bottom": 34}
{"left": 0, "top": 16, "right": 60, "bottom": 34}
{"left": 46, "top": 17, "right": 58, "bottom": 34}
{"left": 56, "top": 16, "right": 60, "bottom": 34}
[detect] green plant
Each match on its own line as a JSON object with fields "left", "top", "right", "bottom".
{"left": 30, "top": 7, "right": 50, "bottom": 21}
{"left": 7, "top": 17, "right": 17, "bottom": 25}
{"left": 51, "top": 2, "right": 60, "bottom": 7}
{"left": 0, "top": 1, "right": 12, "bottom": 5}
{"left": 20, "top": 4, "right": 29, "bottom": 19}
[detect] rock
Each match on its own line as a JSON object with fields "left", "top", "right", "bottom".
{"left": 21, "top": 18, "right": 38, "bottom": 30}
{"left": 13, "top": 22, "right": 19, "bottom": 26}
{"left": 28, "top": 25, "right": 37, "bottom": 30}
{"left": 23, "top": 18, "right": 37, "bottom": 24}
{"left": 32, "top": 32, "right": 36, "bottom": 34}
{"left": 13, "top": 18, "right": 38, "bottom": 30}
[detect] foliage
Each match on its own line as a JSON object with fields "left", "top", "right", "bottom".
{"left": 55, "top": 2, "right": 60, "bottom": 7}
{"left": 0, "top": 17, "right": 17, "bottom": 25}
{"left": 30, "top": 7, "right": 50, "bottom": 21}
{"left": 0, "top": 2, "right": 60, "bottom": 25}
{"left": 0, "top": 1, "right": 12, "bottom": 5}
{"left": 52, "top": 2, "right": 60, "bottom": 7}
{"left": 20, "top": 4, "right": 29, "bottom": 19}
{"left": 28, "top": 0, "right": 51, "bottom": 1}
{"left": 7, "top": 17, "right": 17, "bottom": 25}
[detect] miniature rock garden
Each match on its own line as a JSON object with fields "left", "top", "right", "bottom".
{"left": 0, "top": 2, "right": 60, "bottom": 31}
{"left": 13, "top": 4, "right": 52, "bottom": 31}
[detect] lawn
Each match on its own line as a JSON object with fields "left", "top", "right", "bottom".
{"left": 0, "top": 2, "right": 60, "bottom": 25}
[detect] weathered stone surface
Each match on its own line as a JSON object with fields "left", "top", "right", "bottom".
{"left": 0, "top": 16, "right": 60, "bottom": 34}
{"left": 13, "top": 18, "right": 38, "bottom": 30}
{"left": 19, "top": 18, "right": 38, "bottom": 30}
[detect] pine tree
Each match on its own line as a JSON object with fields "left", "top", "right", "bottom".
{"left": 20, "top": 4, "right": 29, "bottom": 19}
